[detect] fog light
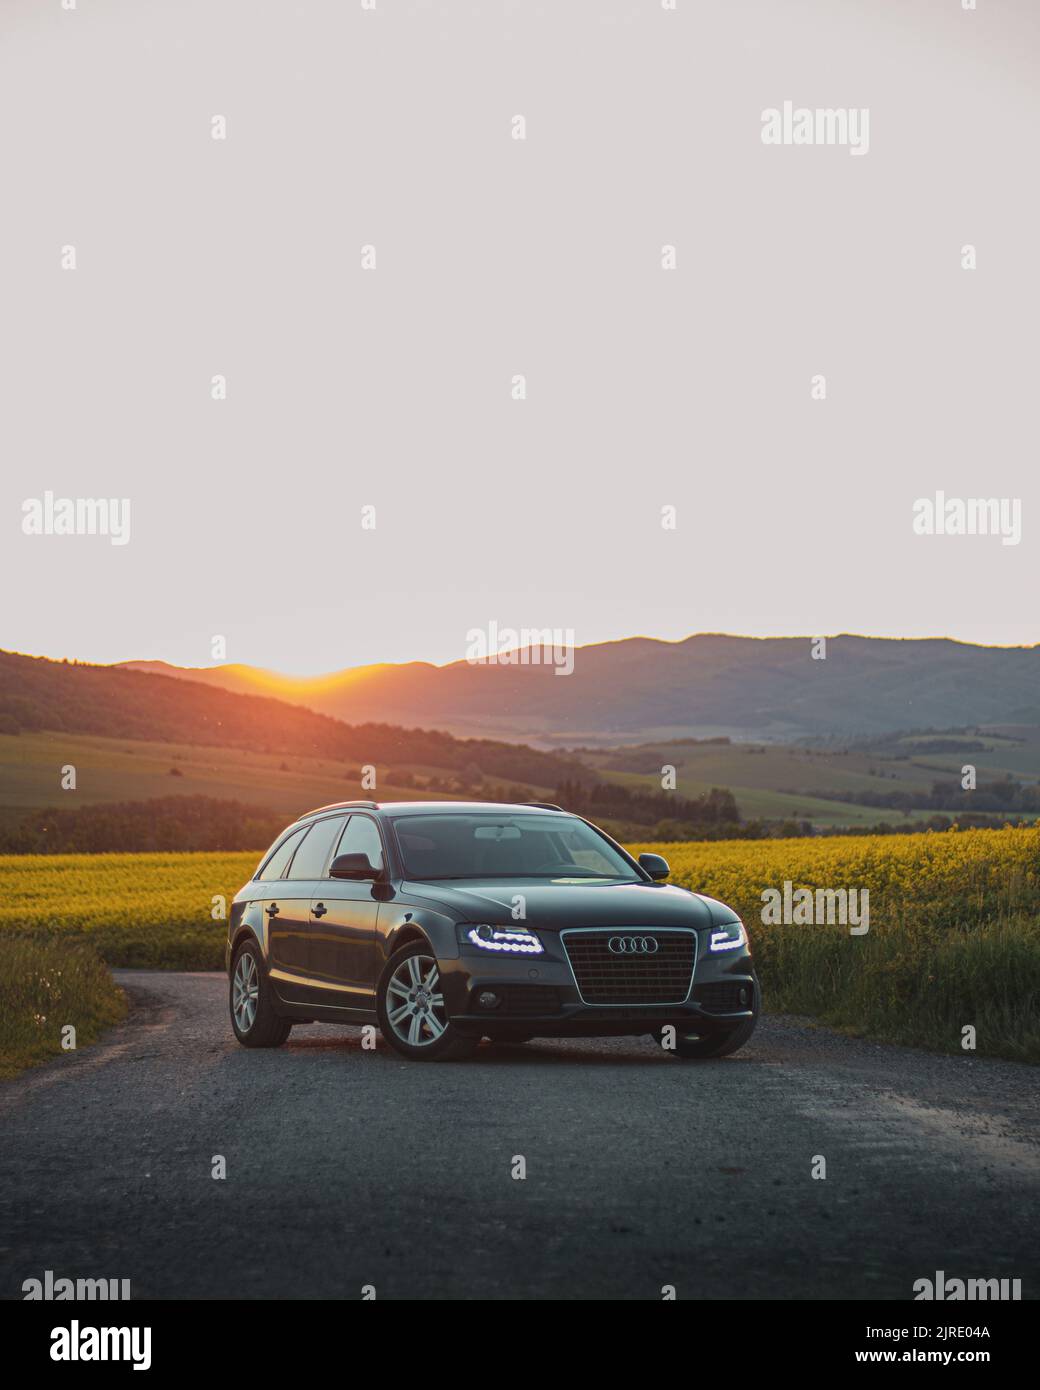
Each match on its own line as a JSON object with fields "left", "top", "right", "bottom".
{"left": 738, "top": 986, "right": 750, "bottom": 1008}
{"left": 477, "top": 991, "right": 500, "bottom": 1010}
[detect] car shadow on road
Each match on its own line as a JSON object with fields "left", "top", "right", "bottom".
{"left": 282, "top": 1032, "right": 759, "bottom": 1067}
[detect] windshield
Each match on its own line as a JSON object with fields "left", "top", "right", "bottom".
{"left": 391, "top": 812, "right": 641, "bottom": 882}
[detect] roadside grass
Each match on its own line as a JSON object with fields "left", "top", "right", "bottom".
{"left": 743, "top": 915, "right": 1040, "bottom": 1063}
{"left": 0, "top": 937, "right": 127, "bottom": 1079}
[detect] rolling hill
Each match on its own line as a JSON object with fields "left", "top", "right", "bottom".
{"left": 1, "top": 648, "right": 1036, "bottom": 842}
{"left": 121, "top": 634, "right": 1040, "bottom": 745}
{"left": 0, "top": 649, "right": 589, "bottom": 789}
{"left": 0, "top": 650, "right": 735, "bottom": 844}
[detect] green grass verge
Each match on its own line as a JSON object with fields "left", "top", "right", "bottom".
{"left": 752, "top": 914, "right": 1040, "bottom": 1063}
{"left": 0, "top": 937, "right": 128, "bottom": 1080}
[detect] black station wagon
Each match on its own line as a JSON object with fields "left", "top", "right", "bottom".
{"left": 226, "top": 801, "right": 759, "bottom": 1061}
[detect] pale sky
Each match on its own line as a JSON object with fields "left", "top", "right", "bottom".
{"left": 2, "top": 0, "right": 1038, "bottom": 675}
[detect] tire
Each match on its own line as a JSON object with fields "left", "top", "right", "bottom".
{"left": 230, "top": 939, "right": 292, "bottom": 1048}
{"left": 656, "top": 1013, "right": 757, "bottom": 1060}
{"left": 376, "top": 942, "right": 479, "bottom": 1062}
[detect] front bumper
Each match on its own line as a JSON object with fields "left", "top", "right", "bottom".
{"left": 443, "top": 928, "right": 758, "bottom": 1037}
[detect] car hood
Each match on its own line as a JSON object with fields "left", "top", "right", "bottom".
{"left": 400, "top": 877, "right": 726, "bottom": 930}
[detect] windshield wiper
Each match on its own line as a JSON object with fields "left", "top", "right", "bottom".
{"left": 414, "top": 871, "right": 632, "bottom": 881}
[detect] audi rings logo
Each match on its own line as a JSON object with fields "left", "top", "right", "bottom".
{"left": 607, "top": 935, "right": 659, "bottom": 955}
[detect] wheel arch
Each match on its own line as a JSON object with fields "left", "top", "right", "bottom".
{"left": 386, "top": 923, "right": 433, "bottom": 958}
{"left": 228, "top": 924, "right": 263, "bottom": 972}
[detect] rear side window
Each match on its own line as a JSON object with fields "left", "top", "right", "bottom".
{"left": 287, "top": 815, "right": 348, "bottom": 880}
{"left": 257, "top": 826, "right": 308, "bottom": 882}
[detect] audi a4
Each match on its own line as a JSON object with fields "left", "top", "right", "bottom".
{"left": 226, "top": 801, "right": 759, "bottom": 1061}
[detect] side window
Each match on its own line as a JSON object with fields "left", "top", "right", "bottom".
{"left": 257, "top": 826, "right": 308, "bottom": 882}
{"left": 335, "top": 815, "right": 384, "bottom": 873}
{"left": 287, "top": 815, "right": 348, "bottom": 881}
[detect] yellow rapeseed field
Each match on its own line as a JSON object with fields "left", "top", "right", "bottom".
{"left": 632, "top": 828, "right": 1040, "bottom": 1061}
{"left": 1, "top": 829, "right": 1037, "bottom": 1058}
{"left": 2, "top": 829, "right": 1038, "bottom": 964}
{"left": 0, "top": 851, "right": 259, "bottom": 969}
{"left": 632, "top": 825, "right": 1040, "bottom": 933}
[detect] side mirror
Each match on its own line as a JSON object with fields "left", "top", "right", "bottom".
{"left": 638, "top": 853, "right": 670, "bottom": 881}
{"left": 329, "top": 852, "right": 379, "bottom": 881}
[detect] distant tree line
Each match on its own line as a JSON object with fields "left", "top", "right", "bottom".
{"left": 839, "top": 726, "right": 1024, "bottom": 753}
{"left": 0, "top": 796, "right": 284, "bottom": 854}
{"left": 0, "top": 791, "right": 1026, "bottom": 855}
{"left": 813, "top": 813, "right": 1036, "bottom": 837}
{"left": 798, "top": 777, "right": 1040, "bottom": 815}
{"left": 553, "top": 780, "right": 741, "bottom": 839}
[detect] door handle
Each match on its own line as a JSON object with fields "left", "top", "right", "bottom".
{"left": 313, "top": 903, "right": 328, "bottom": 918}
{"left": 266, "top": 903, "right": 280, "bottom": 917}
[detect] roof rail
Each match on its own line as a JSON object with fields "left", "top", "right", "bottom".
{"left": 523, "top": 802, "right": 564, "bottom": 812}
{"left": 304, "top": 799, "right": 379, "bottom": 816}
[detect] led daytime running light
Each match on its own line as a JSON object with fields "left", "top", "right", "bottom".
{"left": 467, "top": 926, "right": 543, "bottom": 955}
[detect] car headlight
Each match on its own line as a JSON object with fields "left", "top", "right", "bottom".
{"left": 461, "top": 923, "right": 544, "bottom": 955}
{"left": 709, "top": 919, "right": 748, "bottom": 953}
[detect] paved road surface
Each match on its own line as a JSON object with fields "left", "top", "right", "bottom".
{"left": 1, "top": 971, "right": 1037, "bottom": 1300}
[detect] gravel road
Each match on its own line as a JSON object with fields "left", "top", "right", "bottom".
{"left": 1, "top": 971, "right": 1037, "bottom": 1300}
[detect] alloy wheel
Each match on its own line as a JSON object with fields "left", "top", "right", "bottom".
{"left": 385, "top": 953, "right": 447, "bottom": 1047}
{"left": 232, "top": 951, "right": 259, "bottom": 1033}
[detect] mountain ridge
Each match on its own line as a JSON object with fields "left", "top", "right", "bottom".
{"left": 117, "top": 633, "right": 1040, "bottom": 745}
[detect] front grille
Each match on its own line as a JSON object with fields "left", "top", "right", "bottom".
{"left": 694, "top": 980, "right": 752, "bottom": 1014}
{"left": 562, "top": 929, "right": 696, "bottom": 1005}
